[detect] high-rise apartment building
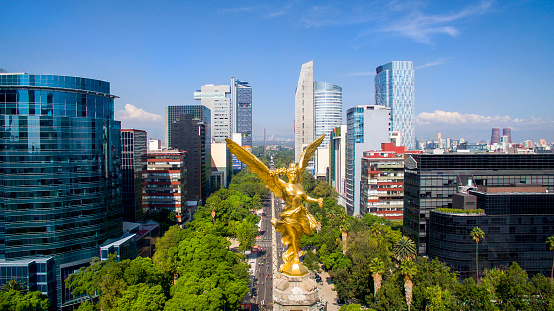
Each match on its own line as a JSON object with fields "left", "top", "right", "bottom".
{"left": 194, "top": 85, "right": 232, "bottom": 143}
{"left": 171, "top": 113, "right": 210, "bottom": 205}
{"left": 165, "top": 105, "right": 211, "bottom": 150}
{"left": 121, "top": 129, "right": 147, "bottom": 222}
{"left": 0, "top": 73, "right": 122, "bottom": 308}
{"left": 345, "top": 105, "right": 391, "bottom": 215}
{"left": 231, "top": 77, "right": 252, "bottom": 148}
{"left": 375, "top": 61, "right": 415, "bottom": 150}
{"left": 142, "top": 151, "right": 187, "bottom": 222}
{"left": 360, "top": 143, "right": 420, "bottom": 219}
{"left": 294, "top": 61, "right": 314, "bottom": 164}
{"left": 403, "top": 153, "right": 554, "bottom": 255}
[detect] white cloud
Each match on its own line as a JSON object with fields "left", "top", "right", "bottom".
{"left": 416, "top": 110, "right": 553, "bottom": 128}
{"left": 343, "top": 71, "right": 375, "bottom": 77}
{"left": 415, "top": 57, "right": 450, "bottom": 70}
{"left": 116, "top": 104, "right": 162, "bottom": 122}
{"left": 381, "top": 1, "right": 492, "bottom": 43}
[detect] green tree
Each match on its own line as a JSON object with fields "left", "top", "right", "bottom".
{"left": 493, "top": 262, "right": 534, "bottom": 311}
{"left": 369, "top": 257, "right": 386, "bottom": 299}
{"left": 546, "top": 235, "right": 554, "bottom": 281}
{"left": 372, "top": 274, "right": 406, "bottom": 311}
{"left": 0, "top": 290, "right": 49, "bottom": 311}
{"left": 400, "top": 259, "right": 417, "bottom": 311}
{"left": 470, "top": 227, "right": 485, "bottom": 281}
{"left": 392, "top": 236, "right": 416, "bottom": 263}
{"left": 424, "top": 285, "right": 455, "bottom": 311}
{"left": 455, "top": 277, "right": 498, "bottom": 311}
{"left": 113, "top": 283, "right": 166, "bottom": 311}
{"left": 231, "top": 219, "right": 258, "bottom": 251}
{"left": 530, "top": 273, "right": 554, "bottom": 309}
{"left": 152, "top": 225, "right": 187, "bottom": 284}
{"left": 411, "top": 258, "right": 459, "bottom": 311}
{"left": 1, "top": 279, "right": 27, "bottom": 293}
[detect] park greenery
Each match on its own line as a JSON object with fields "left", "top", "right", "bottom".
{"left": 63, "top": 167, "right": 265, "bottom": 311}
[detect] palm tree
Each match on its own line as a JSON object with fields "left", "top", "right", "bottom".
{"left": 400, "top": 259, "right": 417, "bottom": 311}
{"left": 392, "top": 236, "right": 417, "bottom": 262}
{"left": 1, "top": 279, "right": 27, "bottom": 293}
{"left": 369, "top": 257, "right": 385, "bottom": 300}
{"left": 340, "top": 218, "right": 350, "bottom": 255}
{"left": 470, "top": 227, "right": 485, "bottom": 281}
{"left": 546, "top": 235, "right": 554, "bottom": 281}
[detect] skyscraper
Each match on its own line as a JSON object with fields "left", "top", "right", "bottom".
{"left": 194, "top": 85, "right": 232, "bottom": 143}
{"left": 170, "top": 109, "right": 211, "bottom": 205}
{"left": 295, "top": 61, "right": 314, "bottom": 164}
{"left": 314, "top": 81, "right": 342, "bottom": 178}
{"left": 491, "top": 127, "right": 500, "bottom": 144}
{"left": 375, "top": 61, "right": 415, "bottom": 150}
{"left": 0, "top": 73, "right": 122, "bottom": 308}
{"left": 345, "top": 105, "right": 391, "bottom": 215}
{"left": 165, "top": 105, "right": 211, "bottom": 150}
{"left": 231, "top": 77, "right": 252, "bottom": 148}
{"left": 121, "top": 129, "right": 147, "bottom": 222}
{"left": 314, "top": 81, "right": 342, "bottom": 148}
{"left": 503, "top": 128, "right": 512, "bottom": 143}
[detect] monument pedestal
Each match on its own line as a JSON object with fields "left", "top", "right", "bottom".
{"left": 273, "top": 271, "right": 319, "bottom": 311}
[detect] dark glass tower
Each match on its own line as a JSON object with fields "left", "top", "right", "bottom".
{"left": 404, "top": 153, "right": 554, "bottom": 255}
{"left": 0, "top": 73, "right": 122, "bottom": 308}
{"left": 164, "top": 105, "right": 211, "bottom": 150}
{"left": 121, "top": 129, "right": 147, "bottom": 222}
{"left": 171, "top": 113, "right": 209, "bottom": 205}
{"left": 234, "top": 78, "right": 252, "bottom": 148}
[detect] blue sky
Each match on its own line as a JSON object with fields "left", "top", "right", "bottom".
{"left": 1, "top": 0, "right": 553, "bottom": 143}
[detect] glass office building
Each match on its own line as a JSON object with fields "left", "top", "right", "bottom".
{"left": 404, "top": 153, "right": 554, "bottom": 255}
{"left": 314, "top": 81, "right": 342, "bottom": 149}
{"left": 121, "top": 129, "right": 147, "bottom": 222}
{"left": 233, "top": 78, "right": 252, "bottom": 148}
{"left": 375, "top": 61, "right": 415, "bottom": 150}
{"left": 164, "top": 105, "right": 211, "bottom": 150}
{"left": 429, "top": 188, "right": 554, "bottom": 279}
{"left": 0, "top": 73, "right": 122, "bottom": 308}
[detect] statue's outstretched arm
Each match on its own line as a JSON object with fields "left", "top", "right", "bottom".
{"left": 305, "top": 195, "right": 324, "bottom": 208}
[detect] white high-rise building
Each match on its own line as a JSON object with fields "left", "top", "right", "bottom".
{"left": 375, "top": 61, "right": 415, "bottom": 150}
{"left": 194, "top": 84, "right": 232, "bottom": 143}
{"left": 294, "top": 61, "right": 314, "bottom": 164}
{"left": 314, "top": 81, "right": 342, "bottom": 178}
{"left": 345, "top": 105, "right": 391, "bottom": 215}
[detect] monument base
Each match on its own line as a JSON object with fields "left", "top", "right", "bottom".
{"left": 273, "top": 271, "right": 319, "bottom": 311}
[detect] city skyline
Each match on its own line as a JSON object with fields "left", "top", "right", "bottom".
{"left": 2, "top": 1, "right": 553, "bottom": 143}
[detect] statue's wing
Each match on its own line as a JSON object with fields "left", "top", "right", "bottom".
{"left": 225, "top": 138, "right": 284, "bottom": 198}
{"left": 298, "top": 134, "right": 325, "bottom": 175}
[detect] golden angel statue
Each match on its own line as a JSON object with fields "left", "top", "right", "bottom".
{"left": 225, "top": 134, "right": 325, "bottom": 276}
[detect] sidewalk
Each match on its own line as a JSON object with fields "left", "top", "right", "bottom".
{"left": 317, "top": 270, "right": 339, "bottom": 311}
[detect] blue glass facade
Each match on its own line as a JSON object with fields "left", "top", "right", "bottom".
{"left": 236, "top": 81, "right": 252, "bottom": 148}
{"left": 375, "top": 61, "right": 415, "bottom": 150}
{"left": 0, "top": 74, "right": 122, "bottom": 308}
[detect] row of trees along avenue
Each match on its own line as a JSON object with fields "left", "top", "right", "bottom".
{"left": 64, "top": 168, "right": 265, "bottom": 311}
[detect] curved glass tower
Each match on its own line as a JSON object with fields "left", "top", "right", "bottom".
{"left": 314, "top": 81, "right": 342, "bottom": 148}
{"left": 0, "top": 73, "right": 122, "bottom": 307}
